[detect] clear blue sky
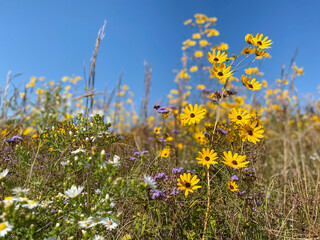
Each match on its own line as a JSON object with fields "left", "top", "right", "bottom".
{"left": 0, "top": 0, "right": 319, "bottom": 106}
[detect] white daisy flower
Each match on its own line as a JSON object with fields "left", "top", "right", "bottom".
{"left": 93, "top": 235, "right": 105, "bottom": 240}
{"left": 78, "top": 218, "right": 92, "bottom": 228}
{"left": 101, "top": 218, "right": 118, "bottom": 230}
{"left": 3, "top": 196, "right": 18, "bottom": 206}
{"left": 0, "top": 169, "right": 9, "bottom": 180}
{"left": 12, "top": 187, "right": 30, "bottom": 195}
{"left": 108, "top": 155, "right": 120, "bottom": 167}
{"left": 0, "top": 221, "right": 13, "bottom": 237}
{"left": 22, "top": 200, "right": 39, "bottom": 209}
{"left": 88, "top": 216, "right": 105, "bottom": 227}
{"left": 64, "top": 185, "right": 84, "bottom": 198}
{"left": 71, "top": 148, "right": 86, "bottom": 154}
{"left": 95, "top": 189, "right": 101, "bottom": 194}
{"left": 144, "top": 175, "right": 157, "bottom": 189}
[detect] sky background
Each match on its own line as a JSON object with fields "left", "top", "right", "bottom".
{"left": 0, "top": 0, "right": 319, "bottom": 108}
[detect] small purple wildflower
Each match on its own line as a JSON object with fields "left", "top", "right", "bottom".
{"left": 154, "top": 173, "right": 168, "bottom": 180}
{"left": 203, "top": 132, "right": 210, "bottom": 137}
{"left": 216, "top": 128, "right": 228, "bottom": 134}
{"left": 157, "top": 107, "right": 169, "bottom": 114}
{"left": 231, "top": 175, "right": 240, "bottom": 181}
{"left": 171, "top": 187, "right": 181, "bottom": 195}
{"left": 172, "top": 167, "right": 183, "bottom": 174}
{"left": 150, "top": 190, "right": 165, "bottom": 199}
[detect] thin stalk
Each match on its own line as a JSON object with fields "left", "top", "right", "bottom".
{"left": 202, "top": 167, "right": 210, "bottom": 240}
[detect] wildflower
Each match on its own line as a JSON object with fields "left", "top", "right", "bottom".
{"left": 255, "top": 49, "right": 271, "bottom": 58}
{"left": 228, "top": 180, "right": 239, "bottom": 192}
{"left": 0, "top": 222, "right": 13, "bottom": 237}
{"left": 0, "top": 169, "right": 9, "bottom": 180}
{"left": 71, "top": 148, "right": 86, "bottom": 154}
{"left": 228, "top": 108, "right": 251, "bottom": 125}
{"left": 184, "top": 19, "right": 192, "bottom": 25}
{"left": 241, "top": 46, "right": 255, "bottom": 55}
{"left": 240, "top": 120, "right": 264, "bottom": 144}
{"left": 154, "top": 127, "right": 161, "bottom": 135}
{"left": 221, "top": 151, "right": 249, "bottom": 169}
{"left": 93, "top": 235, "right": 105, "bottom": 240}
{"left": 159, "top": 147, "right": 170, "bottom": 158}
{"left": 199, "top": 39, "right": 210, "bottom": 47}
{"left": 207, "top": 50, "right": 228, "bottom": 64}
{"left": 172, "top": 167, "right": 183, "bottom": 174}
{"left": 101, "top": 218, "right": 118, "bottom": 230}
{"left": 194, "top": 131, "right": 208, "bottom": 145}
{"left": 189, "top": 66, "right": 198, "bottom": 72}
{"left": 177, "top": 173, "right": 202, "bottom": 196}
{"left": 64, "top": 185, "right": 84, "bottom": 198}
{"left": 231, "top": 175, "right": 240, "bottom": 181}
{"left": 196, "top": 148, "right": 218, "bottom": 168}
{"left": 108, "top": 155, "right": 120, "bottom": 166}
{"left": 144, "top": 176, "right": 157, "bottom": 189}
{"left": 216, "top": 128, "right": 228, "bottom": 134}
{"left": 245, "top": 34, "right": 254, "bottom": 44}
{"left": 22, "top": 200, "right": 39, "bottom": 209}
{"left": 150, "top": 189, "right": 165, "bottom": 199}
{"left": 12, "top": 187, "right": 30, "bottom": 195}
{"left": 241, "top": 75, "right": 262, "bottom": 91}
{"left": 78, "top": 218, "right": 92, "bottom": 228}
{"left": 180, "top": 104, "right": 206, "bottom": 125}
{"left": 244, "top": 67, "right": 263, "bottom": 75}
{"left": 293, "top": 65, "right": 304, "bottom": 75}
{"left": 210, "top": 63, "right": 233, "bottom": 80}
{"left": 194, "top": 50, "right": 203, "bottom": 58}
{"left": 252, "top": 33, "right": 273, "bottom": 49}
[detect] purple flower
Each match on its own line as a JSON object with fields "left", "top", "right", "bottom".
{"left": 203, "top": 132, "right": 210, "bottom": 137}
{"left": 157, "top": 107, "right": 169, "bottom": 114}
{"left": 171, "top": 187, "right": 181, "bottom": 195}
{"left": 167, "top": 104, "right": 176, "bottom": 109}
{"left": 237, "top": 190, "right": 246, "bottom": 195}
{"left": 171, "top": 129, "right": 179, "bottom": 134}
{"left": 133, "top": 152, "right": 141, "bottom": 157}
{"left": 172, "top": 167, "right": 183, "bottom": 174}
{"left": 147, "top": 137, "right": 154, "bottom": 141}
{"left": 6, "top": 135, "right": 23, "bottom": 143}
{"left": 211, "top": 98, "right": 218, "bottom": 103}
{"left": 154, "top": 173, "right": 168, "bottom": 180}
{"left": 141, "top": 150, "right": 149, "bottom": 154}
{"left": 128, "top": 157, "right": 136, "bottom": 160}
{"left": 150, "top": 189, "right": 165, "bottom": 199}
{"left": 158, "top": 137, "right": 166, "bottom": 143}
{"left": 216, "top": 128, "right": 228, "bottom": 134}
{"left": 231, "top": 175, "right": 240, "bottom": 181}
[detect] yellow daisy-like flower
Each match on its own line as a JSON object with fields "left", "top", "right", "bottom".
{"left": 210, "top": 63, "right": 233, "bottom": 80}
{"left": 252, "top": 33, "right": 273, "bottom": 49}
{"left": 196, "top": 148, "right": 218, "bottom": 168}
{"left": 244, "top": 67, "right": 263, "bottom": 76}
{"left": 177, "top": 173, "right": 202, "bottom": 196}
{"left": 190, "top": 66, "right": 198, "bottom": 72}
{"left": 154, "top": 127, "right": 161, "bottom": 135}
{"left": 241, "top": 75, "right": 262, "bottom": 91}
{"left": 180, "top": 104, "right": 206, "bottom": 125}
{"left": 240, "top": 120, "right": 264, "bottom": 144}
{"left": 228, "top": 180, "right": 239, "bottom": 192}
{"left": 241, "top": 46, "right": 255, "bottom": 55}
{"left": 228, "top": 108, "right": 251, "bottom": 125}
{"left": 292, "top": 65, "right": 304, "bottom": 76}
{"left": 245, "top": 34, "right": 254, "bottom": 44}
{"left": 255, "top": 49, "right": 271, "bottom": 58}
{"left": 184, "top": 19, "right": 192, "bottom": 25}
{"left": 194, "top": 131, "right": 208, "bottom": 145}
{"left": 207, "top": 50, "right": 228, "bottom": 64}
{"left": 221, "top": 151, "right": 249, "bottom": 169}
{"left": 194, "top": 51, "right": 204, "bottom": 58}
{"left": 199, "top": 39, "right": 210, "bottom": 47}
{"left": 159, "top": 147, "right": 170, "bottom": 158}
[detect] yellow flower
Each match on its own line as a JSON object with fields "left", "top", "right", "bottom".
{"left": 207, "top": 50, "right": 228, "bottom": 64}
{"left": 61, "top": 76, "right": 69, "bottom": 82}
{"left": 177, "top": 173, "right": 202, "bottom": 196}
{"left": 184, "top": 19, "right": 192, "bottom": 25}
{"left": 20, "top": 93, "right": 26, "bottom": 99}
{"left": 241, "top": 46, "right": 255, "bottom": 55}
{"left": 196, "top": 84, "right": 206, "bottom": 90}
{"left": 255, "top": 49, "right": 271, "bottom": 58}
{"left": 194, "top": 51, "right": 203, "bottom": 58}
{"left": 196, "top": 148, "right": 218, "bottom": 168}
{"left": 252, "top": 33, "right": 273, "bottom": 49}
{"left": 190, "top": 66, "right": 198, "bottom": 72}
{"left": 206, "top": 29, "right": 219, "bottom": 37}
{"left": 240, "top": 120, "right": 264, "bottom": 144}
{"left": 241, "top": 75, "right": 262, "bottom": 91}
{"left": 154, "top": 127, "right": 161, "bottom": 135}
{"left": 244, "top": 67, "right": 263, "bottom": 75}
{"left": 245, "top": 34, "right": 254, "bottom": 44}
{"left": 228, "top": 108, "right": 251, "bottom": 125}
{"left": 199, "top": 39, "right": 210, "bottom": 47}
{"left": 159, "top": 148, "right": 170, "bottom": 158}
{"left": 210, "top": 63, "right": 233, "bottom": 80}
{"left": 292, "top": 65, "right": 304, "bottom": 76}
{"left": 194, "top": 131, "right": 208, "bottom": 145}
{"left": 221, "top": 151, "right": 249, "bottom": 169}
{"left": 192, "top": 33, "right": 201, "bottom": 39}
{"left": 180, "top": 104, "right": 206, "bottom": 125}
{"left": 228, "top": 180, "right": 239, "bottom": 192}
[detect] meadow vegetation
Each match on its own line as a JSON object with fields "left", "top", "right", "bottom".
{"left": 0, "top": 14, "right": 319, "bottom": 240}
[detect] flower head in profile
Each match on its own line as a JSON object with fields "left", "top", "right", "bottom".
{"left": 0, "top": 222, "right": 14, "bottom": 237}
{"left": 196, "top": 148, "right": 218, "bottom": 168}
{"left": 210, "top": 63, "right": 233, "bottom": 80}
{"left": 22, "top": 200, "right": 39, "bottom": 209}
{"left": 207, "top": 49, "right": 228, "bottom": 64}
{"left": 255, "top": 49, "right": 271, "bottom": 58}
{"left": 252, "top": 33, "right": 273, "bottom": 49}
{"left": 228, "top": 108, "right": 251, "bottom": 125}
{"left": 180, "top": 104, "right": 206, "bottom": 125}
{"left": 245, "top": 34, "right": 254, "bottom": 44}
{"left": 240, "top": 120, "right": 264, "bottom": 144}
{"left": 144, "top": 176, "right": 157, "bottom": 189}
{"left": 221, "top": 151, "right": 249, "bottom": 169}
{"left": 228, "top": 180, "right": 239, "bottom": 192}
{"left": 177, "top": 173, "right": 202, "bottom": 196}
{"left": 241, "top": 75, "right": 262, "bottom": 91}
{"left": 64, "top": 185, "right": 84, "bottom": 198}
{"left": 241, "top": 46, "right": 255, "bottom": 55}
{"left": 0, "top": 169, "right": 9, "bottom": 180}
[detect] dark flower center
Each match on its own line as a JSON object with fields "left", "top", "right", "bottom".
{"left": 214, "top": 57, "right": 219, "bottom": 62}
{"left": 257, "top": 41, "right": 262, "bottom": 45}
{"left": 247, "top": 130, "right": 253, "bottom": 136}
{"left": 218, "top": 72, "right": 223, "bottom": 77}
{"left": 205, "top": 156, "right": 210, "bottom": 161}
{"left": 232, "top": 160, "right": 238, "bottom": 165}
{"left": 237, "top": 116, "right": 242, "bottom": 120}
{"left": 230, "top": 185, "right": 234, "bottom": 189}
{"left": 185, "top": 183, "right": 191, "bottom": 188}
{"left": 190, "top": 113, "right": 195, "bottom": 118}
{"left": 248, "top": 84, "right": 253, "bottom": 89}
